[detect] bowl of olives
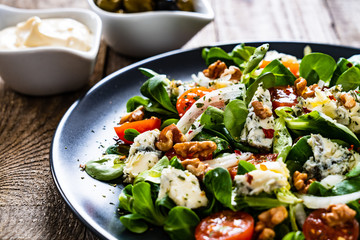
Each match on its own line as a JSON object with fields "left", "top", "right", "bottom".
{"left": 87, "top": 0, "right": 214, "bottom": 58}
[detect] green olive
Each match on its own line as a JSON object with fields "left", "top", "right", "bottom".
{"left": 95, "top": 0, "right": 123, "bottom": 12}
{"left": 123, "top": 0, "right": 154, "bottom": 13}
{"left": 176, "top": 0, "right": 194, "bottom": 12}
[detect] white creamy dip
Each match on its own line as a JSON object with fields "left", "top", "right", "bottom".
{"left": 0, "top": 16, "right": 93, "bottom": 51}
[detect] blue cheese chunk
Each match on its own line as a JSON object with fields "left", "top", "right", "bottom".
{"left": 123, "top": 151, "right": 160, "bottom": 182}
{"left": 240, "top": 84, "right": 275, "bottom": 150}
{"left": 303, "top": 134, "right": 360, "bottom": 179}
{"left": 158, "top": 167, "right": 208, "bottom": 209}
{"left": 234, "top": 169, "right": 288, "bottom": 195}
{"left": 124, "top": 129, "right": 161, "bottom": 182}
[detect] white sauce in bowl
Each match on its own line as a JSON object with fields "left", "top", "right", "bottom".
{"left": 0, "top": 16, "right": 93, "bottom": 51}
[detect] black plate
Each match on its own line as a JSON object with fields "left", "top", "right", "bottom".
{"left": 50, "top": 42, "right": 360, "bottom": 240}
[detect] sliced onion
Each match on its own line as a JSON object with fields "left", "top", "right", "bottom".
{"left": 185, "top": 116, "right": 203, "bottom": 141}
{"left": 203, "top": 152, "right": 252, "bottom": 169}
{"left": 298, "top": 191, "right": 360, "bottom": 209}
{"left": 176, "top": 84, "right": 246, "bottom": 133}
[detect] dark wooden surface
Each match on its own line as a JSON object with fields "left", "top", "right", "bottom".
{"left": 0, "top": 0, "right": 359, "bottom": 239}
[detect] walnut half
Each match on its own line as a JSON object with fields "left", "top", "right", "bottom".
{"left": 120, "top": 106, "right": 145, "bottom": 124}
{"left": 181, "top": 158, "right": 208, "bottom": 177}
{"left": 155, "top": 124, "right": 187, "bottom": 152}
{"left": 255, "top": 206, "right": 288, "bottom": 240}
{"left": 293, "top": 171, "right": 315, "bottom": 194}
{"left": 340, "top": 93, "right": 356, "bottom": 109}
{"left": 203, "top": 60, "right": 227, "bottom": 79}
{"left": 322, "top": 204, "right": 356, "bottom": 227}
{"left": 173, "top": 141, "right": 217, "bottom": 159}
{"left": 252, "top": 101, "right": 272, "bottom": 119}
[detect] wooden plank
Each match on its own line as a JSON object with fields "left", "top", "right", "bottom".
{"left": 326, "top": 0, "right": 360, "bottom": 48}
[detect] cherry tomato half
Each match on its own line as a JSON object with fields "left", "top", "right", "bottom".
{"left": 114, "top": 117, "right": 161, "bottom": 144}
{"left": 195, "top": 210, "right": 254, "bottom": 240}
{"left": 176, "top": 87, "right": 213, "bottom": 117}
{"left": 260, "top": 59, "right": 300, "bottom": 77}
{"left": 303, "top": 209, "right": 359, "bottom": 240}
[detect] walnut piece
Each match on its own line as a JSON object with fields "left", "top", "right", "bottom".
{"left": 155, "top": 124, "right": 187, "bottom": 152}
{"left": 294, "top": 78, "right": 319, "bottom": 99}
{"left": 293, "top": 171, "right": 315, "bottom": 194}
{"left": 252, "top": 101, "right": 272, "bottom": 119}
{"left": 257, "top": 228, "right": 275, "bottom": 240}
{"left": 120, "top": 106, "right": 145, "bottom": 124}
{"left": 181, "top": 158, "right": 208, "bottom": 177}
{"left": 203, "top": 60, "right": 227, "bottom": 79}
{"left": 220, "top": 65, "right": 242, "bottom": 82}
{"left": 340, "top": 93, "right": 356, "bottom": 109}
{"left": 255, "top": 206, "right": 288, "bottom": 240}
{"left": 322, "top": 204, "right": 356, "bottom": 227}
{"left": 173, "top": 141, "right": 217, "bottom": 159}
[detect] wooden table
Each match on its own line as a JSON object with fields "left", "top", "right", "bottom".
{"left": 0, "top": 0, "right": 359, "bottom": 239}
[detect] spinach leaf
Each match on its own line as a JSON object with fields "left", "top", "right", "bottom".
{"left": 284, "top": 111, "right": 360, "bottom": 148}
{"left": 120, "top": 214, "right": 148, "bottom": 233}
{"left": 203, "top": 167, "right": 234, "bottom": 209}
{"left": 230, "top": 43, "right": 256, "bottom": 63}
{"left": 331, "top": 176, "right": 360, "bottom": 195}
{"left": 234, "top": 195, "right": 286, "bottom": 210}
{"left": 245, "top": 72, "right": 276, "bottom": 105}
{"left": 160, "top": 118, "right": 179, "bottom": 130}
{"left": 285, "top": 136, "right": 312, "bottom": 174}
{"left": 261, "top": 59, "right": 296, "bottom": 86}
{"left": 330, "top": 58, "right": 354, "bottom": 87}
{"left": 119, "top": 184, "right": 134, "bottom": 212}
{"left": 200, "top": 106, "right": 225, "bottom": 131}
{"left": 164, "top": 207, "right": 200, "bottom": 240}
{"left": 169, "top": 156, "right": 185, "bottom": 170}
{"left": 126, "top": 96, "right": 150, "bottom": 112}
{"left": 85, "top": 154, "right": 125, "bottom": 181}
{"left": 105, "top": 144, "right": 130, "bottom": 155}
{"left": 131, "top": 181, "right": 167, "bottom": 226}
{"left": 335, "top": 66, "right": 360, "bottom": 91}
{"left": 273, "top": 117, "right": 293, "bottom": 161}
{"left": 124, "top": 128, "right": 140, "bottom": 142}
{"left": 299, "top": 53, "right": 337, "bottom": 84}
{"left": 307, "top": 181, "right": 330, "bottom": 196}
{"left": 243, "top": 43, "right": 269, "bottom": 75}
{"left": 347, "top": 162, "right": 360, "bottom": 178}
{"left": 202, "top": 47, "right": 235, "bottom": 67}
{"left": 140, "top": 75, "right": 177, "bottom": 113}
{"left": 237, "top": 160, "right": 256, "bottom": 175}
{"left": 139, "top": 67, "right": 159, "bottom": 78}
{"left": 224, "top": 99, "right": 248, "bottom": 141}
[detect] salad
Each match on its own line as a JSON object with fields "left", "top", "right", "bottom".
{"left": 84, "top": 43, "right": 360, "bottom": 240}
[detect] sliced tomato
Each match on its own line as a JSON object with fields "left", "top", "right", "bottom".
{"left": 269, "top": 86, "right": 298, "bottom": 110}
{"left": 176, "top": 87, "right": 213, "bottom": 117}
{"left": 195, "top": 210, "right": 254, "bottom": 240}
{"left": 114, "top": 117, "right": 161, "bottom": 144}
{"left": 303, "top": 209, "right": 359, "bottom": 240}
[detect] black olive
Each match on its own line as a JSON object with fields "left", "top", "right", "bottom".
{"left": 155, "top": 0, "right": 179, "bottom": 11}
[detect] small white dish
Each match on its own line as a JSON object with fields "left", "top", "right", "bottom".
{"left": 0, "top": 5, "right": 102, "bottom": 96}
{"left": 86, "top": 0, "right": 214, "bottom": 58}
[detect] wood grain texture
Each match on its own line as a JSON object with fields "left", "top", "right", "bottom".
{"left": 0, "top": 0, "right": 359, "bottom": 239}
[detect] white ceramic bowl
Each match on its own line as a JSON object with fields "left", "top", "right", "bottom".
{"left": 86, "top": 0, "right": 214, "bottom": 58}
{"left": 0, "top": 5, "right": 102, "bottom": 96}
